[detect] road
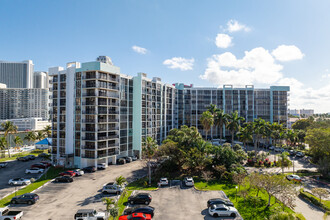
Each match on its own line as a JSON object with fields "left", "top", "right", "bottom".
{"left": 0, "top": 157, "right": 44, "bottom": 199}
{"left": 9, "top": 160, "right": 147, "bottom": 220}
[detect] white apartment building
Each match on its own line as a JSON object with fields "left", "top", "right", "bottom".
{"left": 0, "top": 60, "right": 34, "bottom": 88}
{"left": 0, "top": 118, "right": 51, "bottom": 131}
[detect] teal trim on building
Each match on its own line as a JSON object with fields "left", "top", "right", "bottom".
{"left": 132, "top": 73, "right": 143, "bottom": 158}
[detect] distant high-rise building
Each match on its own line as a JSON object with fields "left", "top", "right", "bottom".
{"left": 33, "top": 71, "right": 48, "bottom": 89}
{"left": 289, "top": 109, "right": 314, "bottom": 117}
{"left": 0, "top": 60, "right": 34, "bottom": 88}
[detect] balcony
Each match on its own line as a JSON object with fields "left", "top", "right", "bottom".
{"left": 82, "top": 101, "right": 96, "bottom": 105}
{"left": 97, "top": 154, "right": 108, "bottom": 158}
{"left": 108, "top": 111, "right": 119, "bottom": 114}
{"left": 82, "top": 136, "right": 96, "bottom": 141}
{"left": 82, "top": 92, "right": 97, "bottom": 97}
{"left": 108, "top": 135, "right": 119, "bottom": 139}
{"left": 108, "top": 118, "right": 119, "bottom": 123}
{"left": 82, "top": 119, "right": 96, "bottom": 123}
{"left": 108, "top": 143, "right": 118, "bottom": 148}
{"left": 97, "top": 145, "right": 107, "bottom": 150}
{"left": 98, "top": 119, "right": 107, "bottom": 123}
{"left": 82, "top": 128, "right": 95, "bottom": 132}
{"left": 82, "top": 146, "right": 96, "bottom": 150}
{"left": 82, "top": 111, "right": 96, "bottom": 114}
{"left": 81, "top": 154, "right": 95, "bottom": 159}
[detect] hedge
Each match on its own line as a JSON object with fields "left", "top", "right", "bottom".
{"left": 299, "top": 188, "right": 330, "bottom": 211}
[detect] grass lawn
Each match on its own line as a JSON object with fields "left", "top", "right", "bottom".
{"left": 115, "top": 190, "right": 132, "bottom": 220}
{"left": 126, "top": 177, "right": 158, "bottom": 191}
{"left": 0, "top": 150, "right": 48, "bottom": 162}
{"left": 0, "top": 166, "right": 66, "bottom": 207}
{"left": 195, "top": 180, "right": 295, "bottom": 220}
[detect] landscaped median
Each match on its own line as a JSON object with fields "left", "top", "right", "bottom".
{"left": 126, "top": 176, "right": 158, "bottom": 191}
{"left": 116, "top": 190, "right": 132, "bottom": 220}
{"left": 299, "top": 188, "right": 330, "bottom": 212}
{"left": 0, "top": 166, "right": 65, "bottom": 207}
{"left": 0, "top": 149, "right": 48, "bottom": 162}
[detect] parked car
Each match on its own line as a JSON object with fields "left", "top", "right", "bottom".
{"left": 25, "top": 167, "right": 44, "bottom": 174}
{"left": 119, "top": 213, "right": 152, "bottom": 220}
{"left": 0, "top": 207, "right": 23, "bottom": 220}
{"left": 116, "top": 158, "right": 126, "bottom": 165}
{"left": 269, "top": 146, "right": 275, "bottom": 150}
{"left": 17, "top": 156, "right": 29, "bottom": 162}
{"left": 40, "top": 161, "right": 52, "bottom": 167}
{"left": 97, "top": 163, "right": 106, "bottom": 170}
{"left": 289, "top": 150, "right": 296, "bottom": 156}
{"left": 207, "top": 198, "right": 234, "bottom": 208}
{"left": 11, "top": 193, "right": 39, "bottom": 205}
{"left": 73, "top": 169, "right": 84, "bottom": 176}
{"left": 159, "top": 178, "right": 169, "bottom": 186}
{"left": 25, "top": 155, "right": 36, "bottom": 160}
{"left": 0, "top": 162, "right": 8, "bottom": 168}
{"left": 208, "top": 204, "right": 239, "bottom": 218}
{"left": 31, "top": 163, "right": 47, "bottom": 169}
{"left": 128, "top": 193, "right": 152, "bottom": 205}
{"left": 123, "top": 206, "right": 155, "bottom": 217}
{"left": 183, "top": 177, "right": 194, "bottom": 186}
{"left": 286, "top": 174, "right": 302, "bottom": 182}
{"left": 296, "top": 152, "right": 305, "bottom": 157}
{"left": 8, "top": 178, "right": 31, "bottom": 186}
{"left": 55, "top": 176, "right": 73, "bottom": 183}
{"left": 274, "top": 148, "right": 281, "bottom": 152}
{"left": 123, "top": 157, "right": 132, "bottom": 163}
{"left": 131, "top": 156, "right": 138, "bottom": 161}
{"left": 102, "top": 183, "right": 123, "bottom": 194}
{"left": 82, "top": 166, "right": 96, "bottom": 173}
{"left": 59, "top": 171, "right": 76, "bottom": 177}
{"left": 74, "top": 209, "right": 106, "bottom": 220}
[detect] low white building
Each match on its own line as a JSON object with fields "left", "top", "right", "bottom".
{"left": 0, "top": 118, "right": 51, "bottom": 131}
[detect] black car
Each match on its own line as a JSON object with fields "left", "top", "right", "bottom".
{"left": 11, "top": 193, "right": 39, "bottom": 205}
{"left": 26, "top": 155, "right": 36, "bottom": 160}
{"left": 55, "top": 176, "right": 73, "bottom": 183}
{"left": 82, "top": 166, "right": 96, "bottom": 173}
{"left": 116, "top": 158, "right": 126, "bottom": 165}
{"left": 17, "top": 156, "right": 29, "bottom": 162}
{"left": 123, "top": 205, "right": 155, "bottom": 217}
{"left": 207, "top": 198, "right": 234, "bottom": 208}
{"left": 128, "top": 193, "right": 152, "bottom": 205}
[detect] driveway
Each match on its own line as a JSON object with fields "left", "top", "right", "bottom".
{"left": 133, "top": 183, "right": 242, "bottom": 220}
{"left": 0, "top": 157, "right": 43, "bottom": 198}
{"left": 9, "top": 160, "right": 146, "bottom": 220}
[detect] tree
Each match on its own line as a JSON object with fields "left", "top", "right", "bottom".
{"left": 13, "top": 136, "right": 23, "bottom": 151}
{"left": 252, "top": 118, "right": 267, "bottom": 155}
{"left": 312, "top": 188, "right": 329, "bottom": 203}
{"left": 1, "top": 121, "right": 18, "bottom": 157}
{"left": 0, "top": 137, "right": 7, "bottom": 158}
{"left": 226, "top": 111, "right": 245, "bottom": 147}
{"left": 271, "top": 123, "right": 284, "bottom": 147}
{"left": 214, "top": 109, "right": 228, "bottom": 142}
{"left": 247, "top": 173, "right": 264, "bottom": 197}
{"left": 318, "top": 157, "right": 330, "bottom": 178}
{"left": 102, "top": 197, "right": 116, "bottom": 214}
{"left": 232, "top": 173, "right": 246, "bottom": 191}
{"left": 24, "top": 131, "right": 36, "bottom": 146}
{"left": 43, "top": 125, "right": 52, "bottom": 137}
{"left": 142, "top": 136, "right": 158, "bottom": 186}
{"left": 277, "top": 152, "right": 292, "bottom": 174}
{"left": 115, "top": 176, "right": 127, "bottom": 188}
{"left": 286, "top": 129, "right": 297, "bottom": 147}
{"left": 212, "top": 145, "right": 238, "bottom": 170}
{"left": 305, "top": 127, "right": 330, "bottom": 164}
{"left": 35, "top": 130, "right": 46, "bottom": 141}
{"left": 109, "top": 207, "right": 119, "bottom": 220}
{"left": 292, "top": 119, "right": 312, "bottom": 131}
{"left": 237, "top": 123, "right": 253, "bottom": 149}
{"left": 207, "top": 104, "right": 218, "bottom": 141}
{"left": 200, "top": 111, "right": 214, "bottom": 141}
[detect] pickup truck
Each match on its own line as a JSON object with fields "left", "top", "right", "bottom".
{"left": 0, "top": 207, "right": 23, "bottom": 220}
{"left": 0, "top": 162, "right": 8, "bottom": 168}
{"left": 74, "top": 209, "right": 106, "bottom": 220}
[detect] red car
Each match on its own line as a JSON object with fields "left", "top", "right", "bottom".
{"left": 59, "top": 171, "right": 76, "bottom": 177}
{"left": 31, "top": 164, "right": 46, "bottom": 169}
{"left": 119, "top": 213, "right": 152, "bottom": 220}
{"left": 40, "top": 161, "right": 52, "bottom": 167}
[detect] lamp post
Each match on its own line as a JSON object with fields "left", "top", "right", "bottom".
{"left": 235, "top": 186, "right": 238, "bottom": 202}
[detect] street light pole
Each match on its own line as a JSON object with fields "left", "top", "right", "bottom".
{"left": 235, "top": 186, "right": 238, "bottom": 202}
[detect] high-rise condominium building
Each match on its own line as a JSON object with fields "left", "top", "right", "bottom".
{"left": 0, "top": 87, "right": 49, "bottom": 120}
{"left": 0, "top": 60, "right": 34, "bottom": 88}
{"left": 33, "top": 71, "right": 48, "bottom": 89}
{"left": 50, "top": 56, "right": 290, "bottom": 168}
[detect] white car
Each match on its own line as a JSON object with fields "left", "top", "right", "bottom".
{"left": 183, "top": 177, "right": 194, "bottom": 186}
{"left": 25, "top": 168, "right": 44, "bottom": 174}
{"left": 208, "top": 204, "right": 239, "bottom": 218}
{"left": 159, "top": 178, "right": 169, "bottom": 186}
{"left": 286, "top": 174, "right": 302, "bottom": 182}
{"left": 73, "top": 169, "right": 84, "bottom": 176}
{"left": 97, "top": 163, "right": 106, "bottom": 170}
{"left": 74, "top": 209, "right": 106, "bottom": 220}
{"left": 102, "top": 184, "right": 123, "bottom": 194}
{"left": 8, "top": 178, "right": 31, "bottom": 186}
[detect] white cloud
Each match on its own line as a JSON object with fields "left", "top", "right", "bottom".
{"left": 132, "top": 45, "right": 148, "bottom": 54}
{"left": 322, "top": 73, "right": 330, "bottom": 79}
{"left": 163, "top": 57, "right": 194, "bottom": 71}
{"left": 215, "top": 34, "right": 232, "bottom": 48}
{"left": 227, "top": 20, "right": 250, "bottom": 32}
{"left": 271, "top": 45, "right": 304, "bottom": 62}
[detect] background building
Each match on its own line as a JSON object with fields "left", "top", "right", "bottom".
{"left": 33, "top": 71, "right": 48, "bottom": 89}
{"left": 289, "top": 109, "right": 314, "bottom": 117}
{"left": 0, "top": 118, "right": 51, "bottom": 131}
{"left": 0, "top": 60, "right": 34, "bottom": 88}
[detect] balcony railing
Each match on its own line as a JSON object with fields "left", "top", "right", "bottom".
{"left": 82, "top": 137, "right": 96, "bottom": 141}
{"left": 97, "top": 154, "right": 107, "bottom": 158}
{"left": 81, "top": 154, "right": 95, "bottom": 159}
{"left": 82, "top": 119, "right": 96, "bottom": 123}
{"left": 82, "top": 146, "right": 96, "bottom": 150}
{"left": 108, "top": 118, "right": 119, "bottom": 123}
{"left": 82, "top": 111, "right": 96, "bottom": 114}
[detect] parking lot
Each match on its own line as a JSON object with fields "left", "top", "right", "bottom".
{"left": 0, "top": 157, "right": 43, "bottom": 198}
{"left": 133, "top": 183, "right": 241, "bottom": 220}
{"left": 9, "top": 160, "right": 146, "bottom": 220}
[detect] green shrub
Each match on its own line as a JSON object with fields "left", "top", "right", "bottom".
{"left": 269, "top": 211, "right": 296, "bottom": 220}
{"left": 299, "top": 189, "right": 330, "bottom": 211}
{"left": 31, "top": 149, "right": 45, "bottom": 154}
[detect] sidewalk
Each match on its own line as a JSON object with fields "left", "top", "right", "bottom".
{"left": 295, "top": 195, "right": 328, "bottom": 220}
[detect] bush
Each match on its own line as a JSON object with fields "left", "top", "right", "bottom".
{"left": 269, "top": 211, "right": 296, "bottom": 220}
{"left": 31, "top": 149, "right": 45, "bottom": 154}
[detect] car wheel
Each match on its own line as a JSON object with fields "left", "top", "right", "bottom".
{"left": 28, "top": 201, "right": 32, "bottom": 205}
{"left": 230, "top": 213, "right": 236, "bottom": 217}
{"left": 10, "top": 182, "right": 14, "bottom": 186}
{"left": 130, "top": 201, "right": 134, "bottom": 205}
{"left": 213, "top": 213, "right": 218, "bottom": 217}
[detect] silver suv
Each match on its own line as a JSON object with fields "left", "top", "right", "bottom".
{"left": 102, "top": 183, "right": 123, "bottom": 194}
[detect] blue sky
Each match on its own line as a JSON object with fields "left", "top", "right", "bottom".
{"left": 1, "top": 0, "right": 330, "bottom": 112}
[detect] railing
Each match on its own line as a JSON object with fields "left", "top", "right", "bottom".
{"left": 108, "top": 111, "right": 119, "bottom": 114}
{"left": 82, "top": 128, "right": 95, "bottom": 132}
{"left": 82, "top": 119, "right": 96, "bottom": 123}
{"left": 81, "top": 146, "right": 96, "bottom": 150}
{"left": 82, "top": 92, "right": 97, "bottom": 97}
{"left": 82, "top": 111, "right": 96, "bottom": 114}
{"left": 97, "top": 145, "right": 107, "bottom": 150}
{"left": 81, "top": 154, "right": 95, "bottom": 159}
{"left": 108, "top": 118, "right": 119, "bottom": 123}
{"left": 82, "top": 137, "right": 96, "bottom": 141}
{"left": 97, "top": 154, "right": 107, "bottom": 158}
{"left": 82, "top": 102, "right": 96, "bottom": 105}
{"left": 98, "top": 119, "right": 107, "bottom": 123}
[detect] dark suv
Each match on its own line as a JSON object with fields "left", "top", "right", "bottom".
{"left": 128, "top": 193, "right": 152, "bottom": 205}
{"left": 82, "top": 166, "right": 96, "bottom": 173}
{"left": 123, "top": 205, "right": 155, "bottom": 217}
{"left": 11, "top": 193, "right": 39, "bottom": 205}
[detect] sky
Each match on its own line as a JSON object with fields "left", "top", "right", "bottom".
{"left": 0, "top": 0, "right": 330, "bottom": 113}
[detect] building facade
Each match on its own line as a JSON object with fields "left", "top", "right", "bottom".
{"left": 0, "top": 118, "right": 51, "bottom": 131}
{"left": 50, "top": 56, "right": 290, "bottom": 168}
{"left": 0, "top": 60, "right": 34, "bottom": 88}
{"left": 33, "top": 71, "right": 48, "bottom": 89}
{"left": 0, "top": 87, "right": 49, "bottom": 120}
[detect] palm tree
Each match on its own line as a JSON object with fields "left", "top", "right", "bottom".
{"left": 270, "top": 122, "right": 283, "bottom": 147}
{"left": 102, "top": 197, "right": 116, "bottom": 213}
{"left": 35, "top": 130, "right": 46, "bottom": 142}
{"left": 237, "top": 123, "right": 253, "bottom": 149}
{"left": 0, "top": 137, "right": 7, "bottom": 158}
{"left": 277, "top": 152, "right": 292, "bottom": 174}
{"left": 214, "top": 109, "right": 228, "bottom": 143}
{"left": 252, "top": 118, "right": 267, "bottom": 155}
{"left": 226, "top": 111, "right": 245, "bottom": 147}
{"left": 24, "top": 131, "right": 36, "bottom": 146}
{"left": 200, "top": 111, "right": 214, "bottom": 141}
{"left": 43, "top": 125, "right": 51, "bottom": 137}
{"left": 115, "top": 176, "right": 127, "bottom": 188}
{"left": 207, "top": 104, "right": 218, "bottom": 141}
{"left": 142, "top": 136, "right": 158, "bottom": 186}
{"left": 13, "top": 136, "right": 23, "bottom": 151}
{"left": 286, "top": 129, "right": 297, "bottom": 147}
{"left": 1, "top": 121, "right": 18, "bottom": 157}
